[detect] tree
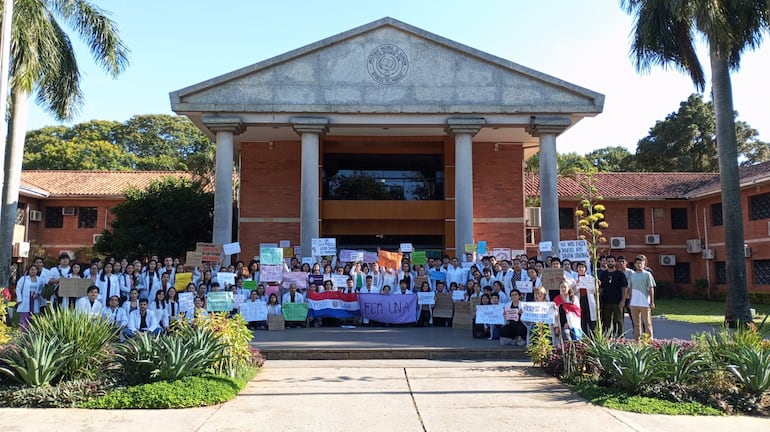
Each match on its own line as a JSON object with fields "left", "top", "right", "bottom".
{"left": 635, "top": 94, "right": 769, "bottom": 171}
{"left": 525, "top": 152, "right": 595, "bottom": 174}
{"left": 95, "top": 177, "right": 214, "bottom": 260}
{"left": 0, "top": 0, "right": 129, "bottom": 288}
{"left": 23, "top": 138, "right": 137, "bottom": 170}
{"left": 621, "top": 0, "right": 769, "bottom": 326}
{"left": 584, "top": 146, "right": 635, "bottom": 172}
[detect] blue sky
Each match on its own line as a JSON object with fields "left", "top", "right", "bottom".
{"left": 27, "top": 0, "right": 770, "bottom": 155}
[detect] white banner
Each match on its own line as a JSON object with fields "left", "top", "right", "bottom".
{"left": 475, "top": 304, "right": 505, "bottom": 325}
{"left": 520, "top": 302, "right": 555, "bottom": 324}
{"left": 559, "top": 240, "right": 590, "bottom": 263}
{"left": 516, "top": 280, "right": 533, "bottom": 294}
{"left": 417, "top": 292, "right": 435, "bottom": 305}
{"left": 240, "top": 301, "right": 268, "bottom": 321}
{"left": 312, "top": 238, "right": 336, "bottom": 256}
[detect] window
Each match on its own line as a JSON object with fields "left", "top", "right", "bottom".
{"left": 749, "top": 193, "right": 770, "bottom": 220}
{"left": 754, "top": 260, "right": 770, "bottom": 285}
{"left": 671, "top": 208, "right": 688, "bottom": 229}
{"left": 45, "top": 206, "right": 63, "bottom": 228}
{"left": 715, "top": 261, "right": 726, "bottom": 285}
{"left": 78, "top": 207, "right": 98, "bottom": 228}
{"left": 673, "top": 262, "right": 691, "bottom": 284}
{"left": 711, "top": 203, "right": 723, "bottom": 226}
{"left": 558, "top": 207, "right": 575, "bottom": 230}
{"left": 627, "top": 208, "right": 645, "bottom": 229}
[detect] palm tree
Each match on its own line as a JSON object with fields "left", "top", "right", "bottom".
{"left": 0, "top": 0, "right": 129, "bottom": 287}
{"left": 621, "top": 0, "right": 769, "bottom": 326}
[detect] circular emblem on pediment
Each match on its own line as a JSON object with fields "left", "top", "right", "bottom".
{"left": 367, "top": 44, "right": 409, "bottom": 85}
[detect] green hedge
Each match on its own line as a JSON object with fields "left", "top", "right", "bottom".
{"left": 82, "top": 366, "right": 258, "bottom": 409}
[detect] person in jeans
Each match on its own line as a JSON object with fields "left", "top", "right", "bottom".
{"left": 598, "top": 256, "right": 627, "bottom": 338}
{"left": 627, "top": 257, "right": 656, "bottom": 341}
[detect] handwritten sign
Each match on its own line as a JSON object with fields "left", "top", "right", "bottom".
{"left": 223, "top": 242, "right": 241, "bottom": 255}
{"left": 452, "top": 290, "right": 465, "bottom": 301}
{"left": 279, "top": 240, "right": 291, "bottom": 248}
{"left": 282, "top": 302, "right": 308, "bottom": 322}
{"left": 282, "top": 272, "right": 308, "bottom": 289}
{"left": 363, "top": 252, "right": 378, "bottom": 264}
{"left": 178, "top": 292, "right": 195, "bottom": 316}
{"left": 475, "top": 304, "right": 505, "bottom": 325}
{"left": 185, "top": 251, "right": 202, "bottom": 267}
{"left": 432, "top": 292, "right": 454, "bottom": 318}
{"left": 206, "top": 291, "right": 233, "bottom": 312}
{"left": 516, "top": 280, "right": 533, "bottom": 294}
{"left": 477, "top": 241, "right": 487, "bottom": 255}
{"left": 411, "top": 251, "right": 427, "bottom": 265}
{"left": 542, "top": 268, "right": 565, "bottom": 293}
{"left": 174, "top": 272, "right": 192, "bottom": 289}
{"left": 311, "top": 238, "right": 336, "bottom": 256}
{"left": 417, "top": 291, "right": 435, "bottom": 305}
{"left": 428, "top": 270, "right": 446, "bottom": 282}
{"left": 259, "top": 265, "right": 283, "bottom": 283}
{"left": 559, "top": 240, "right": 590, "bottom": 262}
{"left": 216, "top": 272, "right": 236, "bottom": 287}
{"left": 240, "top": 301, "right": 267, "bottom": 321}
{"left": 339, "top": 249, "right": 364, "bottom": 262}
{"left": 265, "top": 285, "right": 280, "bottom": 298}
{"left": 504, "top": 307, "right": 520, "bottom": 321}
{"left": 260, "top": 247, "right": 283, "bottom": 265}
{"left": 58, "top": 278, "right": 92, "bottom": 298}
{"left": 400, "top": 243, "right": 413, "bottom": 253}
{"left": 539, "top": 241, "right": 553, "bottom": 252}
{"left": 464, "top": 244, "right": 477, "bottom": 253}
{"left": 520, "top": 302, "right": 555, "bottom": 324}
{"left": 492, "top": 248, "right": 512, "bottom": 261}
{"left": 242, "top": 280, "right": 257, "bottom": 291}
{"left": 196, "top": 242, "right": 222, "bottom": 254}
{"left": 331, "top": 274, "right": 349, "bottom": 289}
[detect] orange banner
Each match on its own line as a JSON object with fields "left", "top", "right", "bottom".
{"left": 377, "top": 248, "right": 403, "bottom": 271}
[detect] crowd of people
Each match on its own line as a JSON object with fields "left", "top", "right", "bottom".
{"left": 10, "top": 249, "right": 657, "bottom": 344}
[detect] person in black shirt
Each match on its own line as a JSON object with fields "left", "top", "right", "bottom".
{"left": 598, "top": 256, "right": 627, "bottom": 338}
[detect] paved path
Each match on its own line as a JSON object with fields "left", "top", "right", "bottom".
{"left": 2, "top": 360, "right": 769, "bottom": 432}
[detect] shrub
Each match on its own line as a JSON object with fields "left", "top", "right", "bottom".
{"left": 27, "top": 308, "right": 118, "bottom": 380}
{"left": 182, "top": 312, "right": 253, "bottom": 376}
{"left": 654, "top": 341, "right": 709, "bottom": 385}
{"left": 544, "top": 341, "right": 591, "bottom": 382}
{"left": 0, "top": 379, "right": 109, "bottom": 407}
{"left": 0, "top": 297, "right": 11, "bottom": 346}
{"left": 0, "top": 334, "right": 74, "bottom": 387}
{"left": 725, "top": 346, "right": 770, "bottom": 396}
{"left": 607, "top": 344, "right": 662, "bottom": 394}
{"left": 526, "top": 322, "right": 553, "bottom": 367}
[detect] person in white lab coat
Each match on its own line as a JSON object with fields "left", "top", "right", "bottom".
{"left": 75, "top": 285, "right": 103, "bottom": 317}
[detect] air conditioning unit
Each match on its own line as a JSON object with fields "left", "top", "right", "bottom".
{"left": 701, "top": 249, "right": 715, "bottom": 260}
{"left": 12, "top": 242, "right": 30, "bottom": 258}
{"left": 610, "top": 237, "right": 626, "bottom": 249}
{"left": 645, "top": 234, "right": 661, "bottom": 245}
{"left": 659, "top": 255, "right": 677, "bottom": 266}
{"left": 686, "top": 239, "right": 703, "bottom": 253}
{"left": 526, "top": 207, "right": 541, "bottom": 228}
{"left": 29, "top": 210, "right": 43, "bottom": 222}
{"left": 62, "top": 207, "right": 76, "bottom": 216}
{"left": 93, "top": 234, "right": 103, "bottom": 245}
{"left": 744, "top": 245, "right": 752, "bottom": 258}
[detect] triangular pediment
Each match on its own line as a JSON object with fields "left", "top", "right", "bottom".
{"left": 170, "top": 17, "right": 603, "bottom": 115}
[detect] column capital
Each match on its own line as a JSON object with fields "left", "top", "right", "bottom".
{"left": 202, "top": 115, "right": 245, "bottom": 135}
{"left": 446, "top": 118, "right": 485, "bottom": 136}
{"left": 291, "top": 117, "right": 329, "bottom": 135}
{"left": 525, "top": 116, "right": 571, "bottom": 137}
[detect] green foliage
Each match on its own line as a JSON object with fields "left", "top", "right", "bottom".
{"left": 185, "top": 312, "right": 254, "bottom": 377}
{"left": 95, "top": 176, "right": 214, "bottom": 259}
{"left": 724, "top": 347, "right": 770, "bottom": 396}
{"left": 82, "top": 369, "right": 257, "bottom": 409}
{"left": 584, "top": 146, "right": 634, "bottom": 172}
{"left": 571, "top": 382, "right": 723, "bottom": 416}
{"left": 526, "top": 322, "right": 553, "bottom": 367}
{"left": 0, "top": 334, "right": 73, "bottom": 387}
{"left": 0, "top": 379, "right": 109, "bottom": 408}
{"left": 0, "top": 297, "right": 11, "bottom": 346}
{"left": 655, "top": 342, "right": 708, "bottom": 384}
{"left": 606, "top": 344, "right": 661, "bottom": 394}
{"left": 115, "top": 327, "right": 226, "bottom": 384}
{"left": 27, "top": 308, "right": 118, "bottom": 381}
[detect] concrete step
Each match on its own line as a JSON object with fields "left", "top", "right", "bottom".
{"left": 261, "top": 347, "right": 529, "bottom": 360}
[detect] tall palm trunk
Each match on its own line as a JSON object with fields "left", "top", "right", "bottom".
{"left": 710, "top": 51, "right": 751, "bottom": 327}
{"left": 0, "top": 88, "right": 29, "bottom": 288}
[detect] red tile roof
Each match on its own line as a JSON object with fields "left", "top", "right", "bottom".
{"left": 21, "top": 171, "right": 196, "bottom": 198}
{"left": 525, "top": 172, "right": 718, "bottom": 199}
{"left": 686, "top": 160, "right": 770, "bottom": 197}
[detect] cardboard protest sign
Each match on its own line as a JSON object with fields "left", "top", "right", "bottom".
{"left": 411, "top": 251, "right": 427, "bottom": 265}
{"left": 520, "top": 302, "right": 555, "bottom": 324}
{"left": 260, "top": 247, "right": 283, "bottom": 265}
{"left": 259, "top": 265, "right": 283, "bottom": 283}
{"left": 311, "top": 238, "right": 336, "bottom": 256}
{"left": 413, "top": 275, "right": 428, "bottom": 291}
{"left": 282, "top": 302, "right": 308, "bottom": 321}
{"left": 268, "top": 313, "right": 285, "bottom": 330}
{"left": 282, "top": 272, "right": 308, "bottom": 289}
{"left": 417, "top": 291, "right": 435, "bottom": 305}
{"left": 377, "top": 248, "right": 402, "bottom": 271}
{"left": 58, "top": 278, "right": 92, "bottom": 298}
{"left": 196, "top": 242, "right": 222, "bottom": 254}
{"left": 185, "top": 251, "right": 203, "bottom": 268}
{"left": 432, "top": 292, "right": 454, "bottom": 318}
{"left": 452, "top": 301, "right": 474, "bottom": 329}
{"left": 475, "top": 304, "right": 505, "bottom": 325}
{"left": 542, "top": 268, "right": 565, "bottom": 293}
{"left": 174, "top": 272, "right": 192, "bottom": 288}
{"left": 206, "top": 291, "right": 233, "bottom": 312}
{"left": 240, "top": 301, "right": 267, "bottom": 321}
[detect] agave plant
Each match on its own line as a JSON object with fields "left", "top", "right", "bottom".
{"left": 655, "top": 342, "right": 709, "bottom": 385}
{"left": 725, "top": 346, "right": 770, "bottom": 396}
{"left": 0, "top": 334, "right": 74, "bottom": 387}
{"left": 608, "top": 344, "right": 662, "bottom": 394}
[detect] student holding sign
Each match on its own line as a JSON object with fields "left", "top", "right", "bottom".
{"left": 499, "top": 289, "right": 527, "bottom": 346}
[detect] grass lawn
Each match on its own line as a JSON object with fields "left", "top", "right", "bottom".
{"left": 653, "top": 298, "right": 768, "bottom": 327}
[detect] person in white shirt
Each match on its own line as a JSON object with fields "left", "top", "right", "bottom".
{"left": 102, "top": 295, "right": 128, "bottom": 329}
{"left": 140, "top": 260, "right": 161, "bottom": 300}
{"left": 561, "top": 259, "right": 578, "bottom": 280}
{"left": 281, "top": 283, "right": 305, "bottom": 304}
{"left": 96, "top": 262, "right": 121, "bottom": 304}
{"left": 395, "top": 279, "right": 412, "bottom": 295}
{"left": 75, "top": 285, "right": 103, "bottom": 317}
{"left": 47, "top": 253, "right": 73, "bottom": 306}
{"left": 496, "top": 260, "right": 514, "bottom": 294}
{"left": 126, "top": 298, "right": 162, "bottom": 337}
{"left": 444, "top": 257, "right": 465, "bottom": 288}
{"left": 16, "top": 264, "right": 44, "bottom": 331}
{"left": 361, "top": 275, "right": 380, "bottom": 293}
{"left": 150, "top": 290, "right": 170, "bottom": 332}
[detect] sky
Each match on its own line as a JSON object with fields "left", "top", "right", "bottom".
{"left": 26, "top": 0, "right": 770, "bottom": 155}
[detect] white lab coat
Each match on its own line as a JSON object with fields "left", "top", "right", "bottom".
{"left": 102, "top": 306, "right": 128, "bottom": 327}
{"left": 75, "top": 296, "right": 103, "bottom": 316}
{"left": 127, "top": 309, "right": 160, "bottom": 333}
{"left": 15, "top": 275, "right": 43, "bottom": 313}
{"left": 96, "top": 273, "right": 121, "bottom": 303}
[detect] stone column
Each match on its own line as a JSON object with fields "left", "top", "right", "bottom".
{"left": 203, "top": 116, "right": 244, "bottom": 247}
{"left": 291, "top": 118, "right": 329, "bottom": 259}
{"left": 447, "top": 118, "right": 484, "bottom": 257}
{"left": 526, "top": 116, "right": 571, "bottom": 257}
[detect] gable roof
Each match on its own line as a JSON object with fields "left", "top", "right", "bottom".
{"left": 686, "top": 160, "right": 770, "bottom": 198}
{"left": 21, "top": 171, "right": 196, "bottom": 199}
{"left": 170, "top": 17, "right": 604, "bottom": 117}
{"left": 525, "top": 172, "right": 719, "bottom": 200}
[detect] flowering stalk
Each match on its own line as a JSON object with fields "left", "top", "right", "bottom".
{"left": 574, "top": 173, "right": 607, "bottom": 332}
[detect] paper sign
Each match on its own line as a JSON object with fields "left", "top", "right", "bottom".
{"left": 283, "top": 248, "right": 294, "bottom": 260}
{"left": 260, "top": 243, "right": 278, "bottom": 248}
{"left": 577, "top": 275, "right": 595, "bottom": 291}
{"left": 58, "top": 278, "right": 92, "bottom": 298}
{"left": 512, "top": 250, "right": 526, "bottom": 259}
{"left": 432, "top": 292, "right": 454, "bottom": 318}
{"left": 516, "top": 280, "right": 533, "bottom": 294}
{"left": 539, "top": 241, "right": 553, "bottom": 252}
{"left": 196, "top": 242, "right": 222, "bottom": 254}
{"left": 223, "top": 242, "right": 241, "bottom": 255}
{"left": 464, "top": 244, "right": 477, "bottom": 253}
{"left": 206, "top": 291, "right": 233, "bottom": 312}
{"left": 178, "top": 292, "right": 195, "bottom": 316}
{"left": 311, "top": 238, "right": 336, "bottom": 256}
{"left": 476, "top": 304, "right": 505, "bottom": 325}
{"left": 185, "top": 251, "right": 202, "bottom": 268}
{"left": 268, "top": 314, "right": 285, "bottom": 330}
{"left": 520, "top": 302, "right": 555, "bottom": 324}
{"left": 260, "top": 247, "right": 284, "bottom": 265}
{"left": 331, "top": 274, "right": 349, "bottom": 289}
{"left": 174, "top": 272, "right": 192, "bottom": 289}
{"left": 417, "top": 291, "right": 435, "bottom": 305}
{"left": 400, "top": 243, "right": 413, "bottom": 253}
{"left": 240, "top": 301, "right": 267, "bottom": 321}
{"left": 301, "top": 257, "right": 315, "bottom": 266}
{"left": 504, "top": 307, "right": 520, "bottom": 321}
{"left": 260, "top": 265, "right": 283, "bottom": 283}
{"left": 559, "top": 240, "right": 590, "bottom": 262}
{"left": 411, "top": 251, "right": 427, "bottom": 265}
{"left": 428, "top": 270, "right": 446, "bottom": 282}
{"left": 282, "top": 272, "right": 308, "bottom": 289}
{"left": 542, "top": 268, "right": 565, "bottom": 293}
{"left": 477, "top": 241, "right": 487, "bottom": 255}
{"left": 363, "top": 252, "right": 378, "bottom": 264}
{"left": 265, "top": 285, "right": 280, "bottom": 298}
{"left": 452, "top": 290, "right": 465, "bottom": 301}
{"left": 232, "top": 293, "right": 245, "bottom": 308}
{"left": 492, "top": 248, "right": 512, "bottom": 261}
{"left": 216, "top": 272, "right": 236, "bottom": 287}
{"left": 282, "top": 302, "right": 308, "bottom": 321}
{"left": 339, "top": 249, "right": 364, "bottom": 262}
{"left": 294, "top": 245, "right": 302, "bottom": 257}
{"left": 242, "top": 280, "right": 257, "bottom": 291}
{"left": 461, "top": 262, "right": 475, "bottom": 269}
{"left": 279, "top": 240, "right": 291, "bottom": 248}
{"left": 377, "top": 249, "right": 402, "bottom": 271}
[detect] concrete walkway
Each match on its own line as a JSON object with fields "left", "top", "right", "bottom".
{"left": 2, "top": 360, "right": 769, "bottom": 432}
